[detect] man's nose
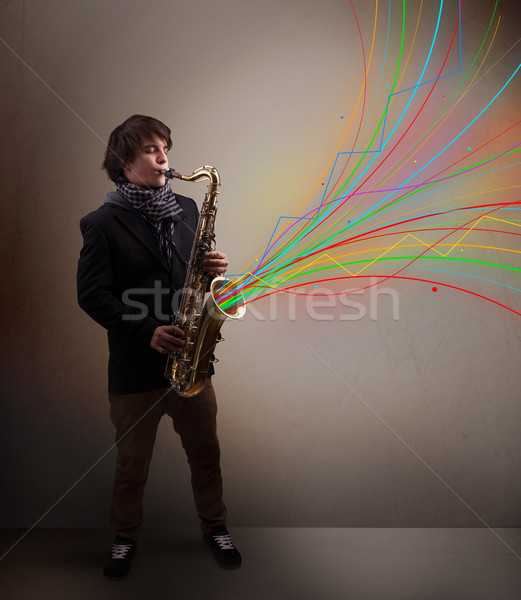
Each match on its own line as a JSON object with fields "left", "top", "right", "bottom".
{"left": 157, "top": 150, "right": 167, "bottom": 163}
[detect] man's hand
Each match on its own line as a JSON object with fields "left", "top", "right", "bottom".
{"left": 150, "top": 324, "right": 185, "bottom": 354}
{"left": 202, "top": 251, "right": 228, "bottom": 277}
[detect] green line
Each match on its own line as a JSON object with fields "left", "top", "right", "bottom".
{"left": 228, "top": 1, "right": 514, "bottom": 309}
{"left": 281, "top": 2, "right": 501, "bottom": 263}
{"left": 302, "top": 149, "right": 521, "bottom": 258}
{"left": 255, "top": 1, "right": 407, "bottom": 273}
{"left": 350, "top": 0, "right": 500, "bottom": 225}
{"left": 220, "top": 251, "right": 520, "bottom": 310}
{"left": 269, "top": 254, "right": 521, "bottom": 287}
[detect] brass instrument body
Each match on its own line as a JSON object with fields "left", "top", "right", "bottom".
{"left": 163, "top": 166, "right": 245, "bottom": 396}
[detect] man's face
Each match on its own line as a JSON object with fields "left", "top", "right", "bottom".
{"left": 123, "top": 135, "right": 169, "bottom": 189}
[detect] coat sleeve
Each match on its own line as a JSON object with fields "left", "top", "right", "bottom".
{"left": 77, "top": 217, "right": 159, "bottom": 346}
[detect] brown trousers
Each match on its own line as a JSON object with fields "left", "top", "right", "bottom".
{"left": 108, "top": 379, "right": 227, "bottom": 538}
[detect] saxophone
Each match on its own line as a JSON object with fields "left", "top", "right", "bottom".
{"left": 162, "top": 166, "right": 245, "bottom": 397}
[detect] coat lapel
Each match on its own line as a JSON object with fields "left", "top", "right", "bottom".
{"left": 112, "top": 209, "right": 171, "bottom": 272}
{"left": 107, "top": 199, "right": 193, "bottom": 278}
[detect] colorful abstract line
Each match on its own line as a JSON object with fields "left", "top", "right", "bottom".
{"left": 218, "top": 0, "right": 521, "bottom": 318}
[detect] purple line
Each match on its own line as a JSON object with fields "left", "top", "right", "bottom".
{"left": 255, "top": 141, "right": 521, "bottom": 274}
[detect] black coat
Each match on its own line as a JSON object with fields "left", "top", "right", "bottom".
{"left": 77, "top": 194, "right": 198, "bottom": 394}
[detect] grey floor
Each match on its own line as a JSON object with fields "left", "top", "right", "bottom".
{"left": 1, "top": 527, "right": 521, "bottom": 600}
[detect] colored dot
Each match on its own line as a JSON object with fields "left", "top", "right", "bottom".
{"left": 414, "top": 160, "right": 417, "bottom": 163}
{"left": 386, "top": 84, "right": 389, "bottom": 87}
{"left": 468, "top": 147, "right": 472, "bottom": 151}
{"left": 314, "top": 285, "right": 318, "bottom": 288}
{"left": 461, "top": 248, "right": 464, "bottom": 252}
{"left": 348, "top": 220, "right": 351, "bottom": 223}
{"left": 322, "top": 183, "right": 325, "bottom": 186}
{"left": 432, "top": 287, "right": 437, "bottom": 292}
{"left": 442, "top": 96, "right": 445, "bottom": 98}
{"left": 340, "top": 116, "right": 344, "bottom": 119}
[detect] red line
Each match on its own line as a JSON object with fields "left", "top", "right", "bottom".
{"left": 273, "top": 202, "right": 519, "bottom": 273}
{"left": 246, "top": 274, "right": 521, "bottom": 317}
{"left": 307, "top": 6, "right": 462, "bottom": 231}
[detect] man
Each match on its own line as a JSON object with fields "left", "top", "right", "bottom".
{"left": 77, "top": 114, "right": 241, "bottom": 578}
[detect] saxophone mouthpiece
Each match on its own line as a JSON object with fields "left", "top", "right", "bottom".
{"left": 160, "top": 168, "right": 175, "bottom": 179}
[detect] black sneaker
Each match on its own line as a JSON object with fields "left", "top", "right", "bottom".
{"left": 103, "top": 535, "right": 137, "bottom": 580}
{"left": 203, "top": 526, "right": 242, "bottom": 569}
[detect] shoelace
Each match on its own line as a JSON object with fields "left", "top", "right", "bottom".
{"left": 212, "top": 533, "right": 235, "bottom": 551}
{"left": 111, "top": 543, "right": 134, "bottom": 559}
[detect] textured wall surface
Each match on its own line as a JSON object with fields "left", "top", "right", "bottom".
{"left": 1, "top": 0, "right": 520, "bottom": 529}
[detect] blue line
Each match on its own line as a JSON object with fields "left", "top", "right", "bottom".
{"left": 260, "top": 0, "right": 400, "bottom": 266}
{"left": 240, "top": 1, "right": 513, "bottom": 294}
{"left": 329, "top": 158, "right": 521, "bottom": 238}
{"left": 347, "top": 0, "right": 393, "bottom": 160}
{"left": 375, "top": 161, "right": 521, "bottom": 216}
{"left": 305, "top": 0, "right": 447, "bottom": 242}
{"left": 356, "top": 0, "right": 461, "bottom": 151}
{"left": 345, "top": 0, "right": 446, "bottom": 225}
{"left": 353, "top": 61, "right": 521, "bottom": 225}
{"left": 263, "top": 1, "right": 461, "bottom": 269}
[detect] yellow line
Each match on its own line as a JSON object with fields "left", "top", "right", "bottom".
{"left": 302, "top": 13, "right": 503, "bottom": 248}
{"left": 242, "top": 271, "right": 283, "bottom": 291}
{"left": 394, "top": 0, "right": 423, "bottom": 95}
{"left": 376, "top": 14, "right": 502, "bottom": 186}
{"left": 270, "top": 213, "right": 521, "bottom": 283}
{"left": 367, "top": 185, "right": 521, "bottom": 229}
{"left": 237, "top": 13, "right": 514, "bottom": 289}
{"left": 310, "top": 242, "right": 521, "bottom": 264}
{"left": 267, "top": 185, "right": 521, "bottom": 280}
{"left": 236, "top": 1, "right": 380, "bottom": 278}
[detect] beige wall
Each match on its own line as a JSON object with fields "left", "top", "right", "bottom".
{"left": 1, "top": 0, "right": 521, "bottom": 528}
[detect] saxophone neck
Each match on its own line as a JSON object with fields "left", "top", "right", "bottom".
{"left": 161, "top": 165, "right": 220, "bottom": 186}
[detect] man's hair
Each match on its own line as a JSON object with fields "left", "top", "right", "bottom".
{"left": 102, "top": 114, "right": 172, "bottom": 181}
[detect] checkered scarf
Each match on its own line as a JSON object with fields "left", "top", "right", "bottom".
{"left": 115, "top": 178, "right": 183, "bottom": 221}
{"left": 115, "top": 178, "right": 184, "bottom": 270}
